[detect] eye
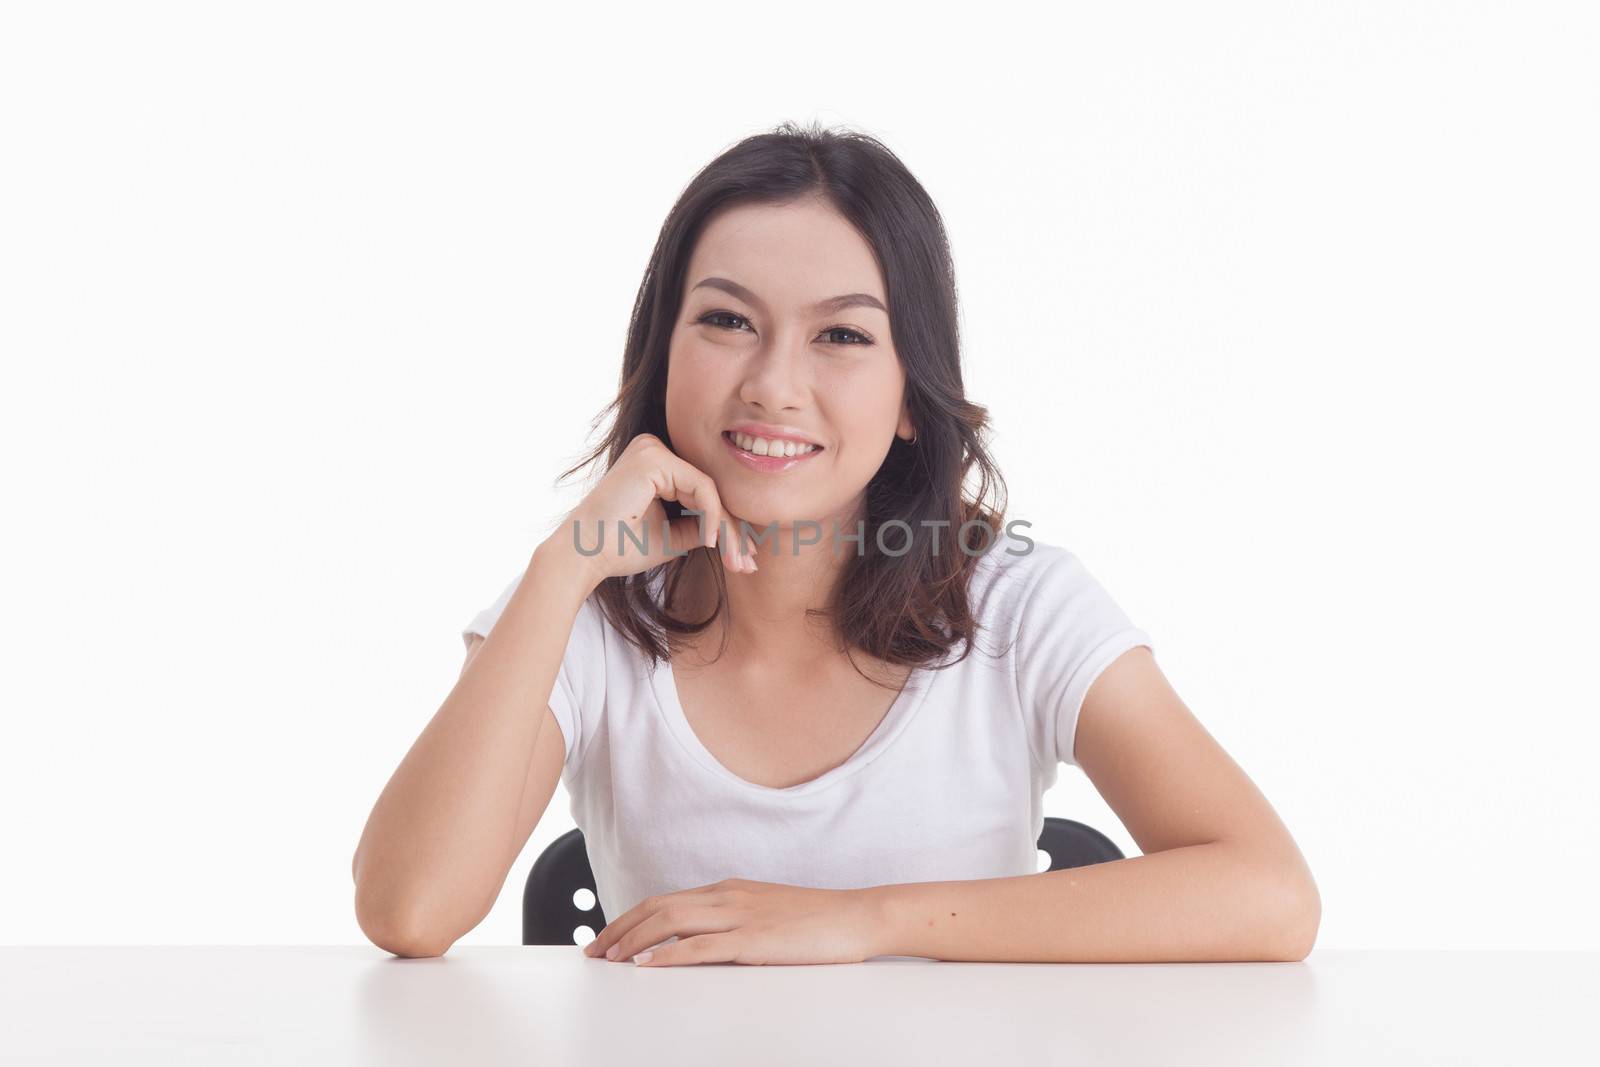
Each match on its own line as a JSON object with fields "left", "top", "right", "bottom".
{"left": 697, "top": 310, "right": 754, "bottom": 333}
{"left": 696, "top": 310, "right": 875, "bottom": 346}
{"left": 820, "top": 326, "right": 874, "bottom": 346}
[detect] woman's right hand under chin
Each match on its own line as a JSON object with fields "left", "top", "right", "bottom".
{"left": 543, "top": 432, "right": 757, "bottom": 587}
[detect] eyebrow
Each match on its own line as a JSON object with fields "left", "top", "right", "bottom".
{"left": 689, "top": 276, "right": 887, "bottom": 316}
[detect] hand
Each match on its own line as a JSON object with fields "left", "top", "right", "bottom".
{"left": 544, "top": 432, "right": 757, "bottom": 587}
{"left": 582, "top": 878, "right": 885, "bottom": 967}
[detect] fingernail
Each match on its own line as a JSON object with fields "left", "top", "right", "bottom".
{"left": 606, "top": 944, "right": 619, "bottom": 960}
{"left": 633, "top": 951, "right": 653, "bottom": 964}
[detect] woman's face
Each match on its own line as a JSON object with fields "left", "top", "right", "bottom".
{"left": 664, "top": 196, "right": 913, "bottom": 535}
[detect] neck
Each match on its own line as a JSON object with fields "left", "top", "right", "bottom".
{"left": 673, "top": 502, "right": 866, "bottom": 670}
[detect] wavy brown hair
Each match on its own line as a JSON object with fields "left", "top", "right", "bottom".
{"left": 555, "top": 120, "right": 1010, "bottom": 687}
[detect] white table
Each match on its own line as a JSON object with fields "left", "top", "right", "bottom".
{"left": 2, "top": 947, "right": 1594, "bottom": 1064}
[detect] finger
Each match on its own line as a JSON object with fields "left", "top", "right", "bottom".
{"left": 713, "top": 514, "right": 757, "bottom": 573}
{"left": 650, "top": 451, "right": 757, "bottom": 574}
{"left": 665, "top": 514, "right": 712, "bottom": 560}
{"left": 670, "top": 501, "right": 719, "bottom": 555}
{"left": 710, "top": 509, "right": 757, "bottom": 574}
{"left": 582, "top": 894, "right": 659, "bottom": 958}
{"left": 607, "top": 905, "right": 730, "bottom": 963}
{"left": 634, "top": 931, "right": 740, "bottom": 967}
{"left": 649, "top": 455, "right": 721, "bottom": 550}
{"left": 647, "top": 457, "right": 739, "bottom": 570}
{"left": 584, "top": 882, "right": 723, "bottom": 958}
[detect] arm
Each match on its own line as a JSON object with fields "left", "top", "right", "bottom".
{"left": 866, "top": 646, "right": 1320, "bottom": 962}
{"left": 351, "top": 536, "right": 599, "bottom": 958}
{"left": 585, "top": 646, "right": 1321, "bottom": 967}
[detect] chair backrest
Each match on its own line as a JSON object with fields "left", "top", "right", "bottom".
{"left": 523, "top": 827, "right": 604, "bottom": 947}
{"left": 523, "top": 817, "right": 1126, "bottom": 946}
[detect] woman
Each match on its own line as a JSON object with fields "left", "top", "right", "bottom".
{"left": 351, "top": 121, "right": 1320, "bottom": 965}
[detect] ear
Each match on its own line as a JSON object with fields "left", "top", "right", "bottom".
{"left": 897, "top": 404, "right": 916, "bottom": 442}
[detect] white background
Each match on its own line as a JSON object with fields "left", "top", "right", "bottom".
{"left": 2, "top": 1, "right": 1595, "bottom": 951}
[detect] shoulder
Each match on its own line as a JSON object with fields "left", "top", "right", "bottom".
{"left": 965, "top": 532, "right": 1086, "bottom": 626}
{"left": 961, "top": 532, "right": 1144, "bottom": 659}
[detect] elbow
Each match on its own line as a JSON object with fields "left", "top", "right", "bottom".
{"left": 384, "top": 936, "right": 452, "bottom": 960}
{"left": 361, "top": 910, "right": 454, "bottom": 959}
{"left": 355, "top": 889, "right": 455, "bottom": 959}
{"left": 1263, "top": 873, "right": 1321, "bottom": 962}
{"left": 1226, "top": 837, "right": 1320, "bottom": 962}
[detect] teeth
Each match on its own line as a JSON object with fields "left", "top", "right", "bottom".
{"left": 732, "top": 431, "right": 817, "bottom": 457}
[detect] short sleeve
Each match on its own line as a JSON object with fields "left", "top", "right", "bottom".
{"left": 460, "top": 567, "right": 607, "bottom": 771}
{"left": 1011, "top": 546, "right": 1153, "bottom": 769}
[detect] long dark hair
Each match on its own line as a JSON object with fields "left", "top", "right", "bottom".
{"left": 556, "top": 120, "right": 1008, "bottom": 686}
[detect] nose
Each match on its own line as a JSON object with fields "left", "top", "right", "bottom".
{"left": 737, "top": 328, "right": 812, "bottom": 413}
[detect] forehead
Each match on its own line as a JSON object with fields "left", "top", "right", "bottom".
{"left": 685, "top": 198, "right": 886, "bottom": 305}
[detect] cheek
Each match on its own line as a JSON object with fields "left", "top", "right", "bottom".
{"left": 664, "top": 341, "right": 733, "bottom": 434}
{"left": 823, "top": 364, "right": 904, "bottom": 438}
{"left": 668, "top": 337, "right": 732, "bottom": 390}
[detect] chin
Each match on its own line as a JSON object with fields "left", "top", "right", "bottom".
{"left": 721, "top": 499, "right": 804, "bottom": 532}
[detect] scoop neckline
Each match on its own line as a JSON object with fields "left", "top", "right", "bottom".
{"left": 649, "top": 650, "right": 940, "bottom": 798}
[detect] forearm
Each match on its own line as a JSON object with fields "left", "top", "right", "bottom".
{"left": 864, "top": 839, "right": 1320, "bottom": 963}
{"left": 352, "top": 538, "right": 597, "bottom": 950}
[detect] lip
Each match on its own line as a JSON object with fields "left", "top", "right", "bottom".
{"left": 725, "top": 422, "right": 824, "bottom": 449}
{"left": 722, "top": 430, "right": 824, "bottom": 473}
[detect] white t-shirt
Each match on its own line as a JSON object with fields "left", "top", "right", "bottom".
{"left": 461, "top": 535, "right": 1152, "bottom": 921}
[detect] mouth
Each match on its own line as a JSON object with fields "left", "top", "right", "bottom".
{"left": 722, "top": 430, "right": 825, "bottom": 473}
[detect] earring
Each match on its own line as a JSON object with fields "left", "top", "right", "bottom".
{"left": 909, "top": 429, "right": 918, "bottom": 445}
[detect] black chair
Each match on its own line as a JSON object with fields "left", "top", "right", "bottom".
{"left": 523, "top": 817, "right": 1125, "bottom": 946}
